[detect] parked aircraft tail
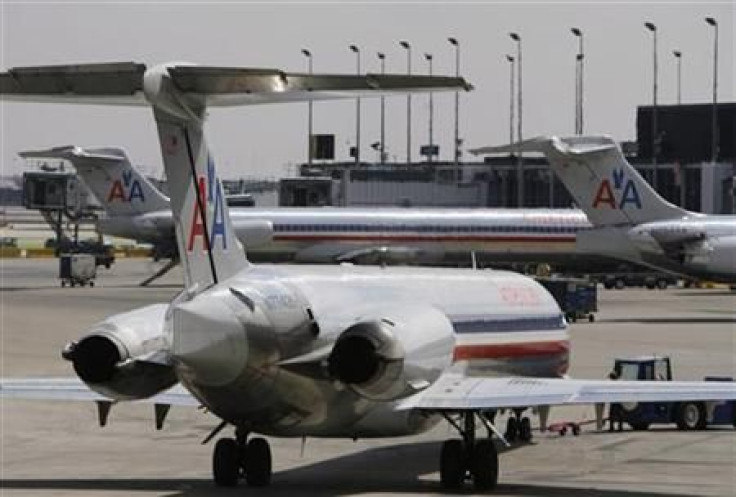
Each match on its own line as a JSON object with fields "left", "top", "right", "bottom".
{"left": 472, "top": 136, "right": 689, "bottom": 227}
{"left": 3, "top": 61, "right": 470, "bottom": 289}
{"left": 18, "top": 146, "right": 170, "bottom": 217}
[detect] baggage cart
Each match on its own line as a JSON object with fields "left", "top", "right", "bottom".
{"left": 59, "top": 253, "right": 97, "bottom": 287}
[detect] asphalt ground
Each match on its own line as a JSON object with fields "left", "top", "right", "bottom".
{"left": 2, "top": 258, "right": 735, "bottom": 496}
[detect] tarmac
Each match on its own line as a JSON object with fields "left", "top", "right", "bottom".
{"left": 2, "top": 258, "right": 735, "bottom": 496}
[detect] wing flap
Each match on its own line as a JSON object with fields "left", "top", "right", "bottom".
{"left": 400, "top": 374, "right": 736, "bottom": 411}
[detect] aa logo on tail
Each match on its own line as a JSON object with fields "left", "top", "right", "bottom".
{"left": 592, "top": 168, "right": 641, "bottom": 209}
{"left": 107, "top": 170, "right": 145, "bottom": 203}
{"left": 187, "top": 156, "right": 227, "bottom": 252}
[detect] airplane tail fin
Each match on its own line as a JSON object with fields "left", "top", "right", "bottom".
{"left": 18, "top": 146, "right": 170, "bottom": 217}
{"left": 472, "top": 136, "right": 688, "bottom": 227}
{"left": 151, "top": 108, "right": 249, "bottom": 288}
{"left": 3, "top": 61, "right": 470, "bottom": 290}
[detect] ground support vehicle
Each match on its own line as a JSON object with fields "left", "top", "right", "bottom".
{"left": 612, "top": 356, "right": 736, "bottom": 431}
{"left": 536, "top": 276, "right": 597, "bottom": 322}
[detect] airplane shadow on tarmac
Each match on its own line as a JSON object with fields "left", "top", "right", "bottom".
{"left": 603, "top": 317, "right": 736, "bottom": 324}
{"left": 0, "top": 440, "right": 702, "bottom": 497}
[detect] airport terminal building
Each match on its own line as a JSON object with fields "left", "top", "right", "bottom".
{"left": 280, "top": 103, "right": 735, "bottom": 214}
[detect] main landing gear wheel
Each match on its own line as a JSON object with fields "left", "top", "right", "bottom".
{"left": 213, "top": 438, "right": 240, "bottom": 487}
{"left": 440, "top": 439, "right": 466, "bottom": 489}
{"left": 505, "top": 412, "right": 533, "bottom": 443}
{"left": 470, "top": 439, "right": 499, "bottom": 491}
{"left": 505, "top": 417, "right": 518, "bottom": 442}
{"left": 519, "top": 416, "right": 533, "bottom": 442}
{"left": 212, "top": 432, "right": 273, "bottom": 488}
{"left": 439, "top": 412, "right": 499, "bottom": 491}
{"left": 245, "top": 437, "right": 272, "bottom": 487}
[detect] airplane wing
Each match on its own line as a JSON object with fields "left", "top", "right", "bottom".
{"left": 1, "top": 62, "right": 471, "bottom": 106}
{"left": 0, "top": 377, "right": 199, "bottom": 406}
{"left": 399, "top": 373, "right": 736, "bottom": 411}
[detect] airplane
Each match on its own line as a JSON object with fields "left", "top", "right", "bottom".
{"left": 2, "top": 62, "right": 736, "bottom": 492}
{"left": 472, "top": 136, "right": 736, "bottom": 285}
{"left": 21, "top": 145, "right": 598, "bottom": 268}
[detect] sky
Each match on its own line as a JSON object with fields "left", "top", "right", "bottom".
{"left": 1, "top": 1, "right": 733, "bottom": 180}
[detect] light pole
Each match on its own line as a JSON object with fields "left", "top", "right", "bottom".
{"left": 673, "top": 50, "right": 682, "bottom": 104}
{"left": 705, "top": 16, "right": 719, "bottom": 163}
{"left": 399, "top": 40, "right": 412, "bottom": 164}
{"left": 301, "top": 48, "right": 313, "bottom": 164}
{"left": 448, "top": 37, "right": 460, "bottom": 168}
{"left": 571, "top": 27, "right": 584, "bottom": 134}
{"left": 506, "top": 55, "right": 515, "bottom": 147}
{"left": 425, "top": 53, "right": 434, "bottom": 163}
{"left": 510, "top": 32, "right": 523, "bottom": 206}
{"left": 645, "top": 21, "right": 658, "bottom": 188}
{"left": 377, "top": 52, "right": 386, "bottom": 163}
{"left": 349, "top": 44, "right": 361, "bottom": 165}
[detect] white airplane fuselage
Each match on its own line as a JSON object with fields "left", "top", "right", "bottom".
{"left": 165, "top": 264, "right": 567, "bottom": 438}
{"left": 99, "top": 207, "right": 591, "bottom": 265}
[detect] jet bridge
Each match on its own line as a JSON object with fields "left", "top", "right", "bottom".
{"left": 21, "top": 170, "right": 105, "bottom": 261}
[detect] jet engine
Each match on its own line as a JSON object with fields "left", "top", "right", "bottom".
{"left": 62, "top": 304, "right": 176, "bottom": 401}
{"left": 328, "top": 305, "right": 455, "bottom": 401}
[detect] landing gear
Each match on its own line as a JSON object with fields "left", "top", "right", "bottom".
{"left": 439, "top": 412, "right": 499, "bottom": 491}
{"left": 504, "top": 410, "right": 533, "bottom": 443}
{"left": 213, "top": 438, "right": 240, "bottom": 487}
{"left": 212, "top": 429, "right": 272, "bottom": 488}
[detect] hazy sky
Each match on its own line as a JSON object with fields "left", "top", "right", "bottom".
{"left": 1, "top": 1, "right": 733, "bottom": 179}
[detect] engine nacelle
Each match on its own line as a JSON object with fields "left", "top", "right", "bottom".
{"left": 62, "top": 304, "right": 176, "bottom": 401}
{"left": 328, "top": 305, "right": 455, "bottom": 401}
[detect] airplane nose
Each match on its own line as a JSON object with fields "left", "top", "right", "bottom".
{"left": 171, "top": 294, "right": 248, "bottom": 387}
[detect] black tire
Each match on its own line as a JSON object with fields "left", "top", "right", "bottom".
{"left": 470, "top": 439, "right": 498, "bottom": 491}
{"left": 572, "top": 424, "right": 581, "bottom": 436}
{"left": 588, "top": 314, "right": 595, "bottom": 323}
{"left": 89, "top": 281, "right": 95, "bottom": 287}
{"left": 505, "top": 417, "right": 519, "bottom": 442}
{"left": 519, "top": 417, "right": 533, "bottom": 442}
{"left": 628, "top": 421, "right": 650, "bottom": 431}
{"left": 245, "top": 437, "right": 272, "bottom": 487}
{"left": 676, "top": 402, "right": 706, "bottom": 430}
{"left": 213, "top": 438, "right": 240, "bottom": 487}
{"left": 656, "top": 279, "right": 668, "bottom": 290}
{"left": 615, "top": 279, "right": 625, "bottom": 289}
{"left": 440, "top": 439, "right": 466, "bottom": 490}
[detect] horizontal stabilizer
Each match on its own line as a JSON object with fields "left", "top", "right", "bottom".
{"left": 470, "top": 136, "right": 617, "bottom": 157}
{"left": 2, "top": 62, "right": 472, "bottom": 106}
{"left": 19, "top": 145, "right": 124, "bottom": 164}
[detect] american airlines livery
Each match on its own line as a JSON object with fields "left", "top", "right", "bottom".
{"left": 21, "top": 145, "right": 593, "bottom": 266}
{"left": 2, "top": 63, "right": 735, "bottom": 492}
{"left": 473, "top": 136, "right": 736, "bottom": 284}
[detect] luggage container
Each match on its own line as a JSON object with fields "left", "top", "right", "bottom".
{"left": 59, "top": 253, "right": 96, "bottom": 287}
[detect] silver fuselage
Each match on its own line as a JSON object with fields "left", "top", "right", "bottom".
{"left": 169, "top": 264, "right": 567, "bottom": 438}
{"left": 99, "top": 207, "right": 592, "bottom": 264}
